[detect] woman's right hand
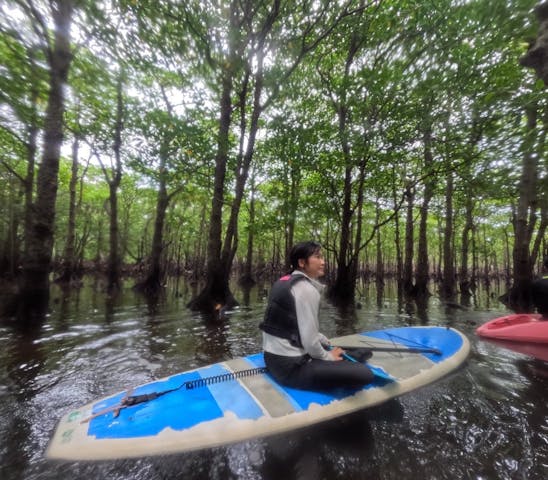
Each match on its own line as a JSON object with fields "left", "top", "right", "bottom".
{"left": 329, "top": 347, "right": 345, "bottom": 361}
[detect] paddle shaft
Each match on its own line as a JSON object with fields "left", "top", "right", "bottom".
{"left": 337, "top": 344, "right": 442, "bottom": 355}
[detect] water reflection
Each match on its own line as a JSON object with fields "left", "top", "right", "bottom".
{"left": 1, "top": 328, "right": 46, "bottom": 480}
{"left": 514, "top": 359, "right": 548, "bottom": 475}
{"left": 193, "top": 318, "right": 231, "bottom": 364}
{"left": 0, "top": 278, "right": 547, "bottom": 480}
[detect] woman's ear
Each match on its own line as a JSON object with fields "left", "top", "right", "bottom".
{"left": 298, "top": 258, "right": 306, "bottom": 269}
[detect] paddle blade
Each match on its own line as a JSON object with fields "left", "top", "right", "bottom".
{"left": 369, "top": 365, "right": 396, "bottom": 382}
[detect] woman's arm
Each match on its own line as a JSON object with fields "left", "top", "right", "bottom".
{"left": 293, "top": 281, "right": 335, "bottom": 360}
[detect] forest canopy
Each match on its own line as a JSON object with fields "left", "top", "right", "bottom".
{"left": 0, "top": 0, "right": 546, "bottom": 316}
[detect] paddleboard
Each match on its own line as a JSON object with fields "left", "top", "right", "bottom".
{"left": 476, "top": 313, "right": 548, "bottom": 343}
{"left": 46, "top": 326, "right": 470, "bottom": 461}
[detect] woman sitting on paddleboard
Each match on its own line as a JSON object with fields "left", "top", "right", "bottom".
{"left": 260, "top": 241, "right": 374, "bottom": 390}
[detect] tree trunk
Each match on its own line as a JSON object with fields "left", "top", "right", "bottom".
{"left": 375, "top": 200, "right": 384, "bottom": 287}
{"left": 481, "top": 224, "right": 490, "bottom": 287}
{"left": 240, "top": 169, "right": 256, "bottom": 286}
{"left": 105, "top": 71, "right": 124, "bottom": 294}
{"left": 317, "top": 21, "right": 372, "bottom": 306}
{"left": 509, "top": 102, "right": 539, "bottom": 310}
{"left": 284, "top": 160, "right": 300, "bottom": 271}
{"left": 471, "top": 223, "right": 479, "bottom": 291}
{"left": 188, "top": 0, "right": 334, "bottom": 312}
{"left": 415, "top": 123, "right": 435, "bottom": 296}
{"left": 327, "top": 29, "right": 361, "bottom": 306}
{"left": 351, "top": 157, "right": 367, "bottom": 291}
{"left": 520, "top": 2, "right": 548, "bottom": 84}
{"left": 56, "top": 132, "right": 81, "bottom": 284}
{"left": 440, "top": 171, "right": 456, "bottom": 299}
{"left": 392, "top": 168, "right": 404, "bottom": 296}
{"left": 403, "top": 184, "right": 415, "bottom": 295}
{"left": 190, "top": 12, "right": 274, "bottom": 312}
{"left": 459, "top": 196, "right": 475, "bottom": 295}
{"left": 329, "top": 162, "right": 355, "bottom": 303}
{"left": 94, "top": 216, "right": 104, "bottom": 269}
{"left": 134, "top": 161, "right": 170, "bottom": 294}
{"left": 220, "top": 60, "right": 264, "bottom": 287}
{"left": 0, "top": 181, "right": 20, "bottom": 278}
{"left": 107, "top": 181, "right": 121, "bottom": 292}
{"left": 187, "top": 51, "right": 235, "bottom": 312}
{"left": 22, "top": 62, "right": 40, "bottom": 267}
{"left": 18, "top": 0, "right": 74, "bottom": 320}
{"left": 531, "top": 104, "right": 548, "bottom": 264}
{"left": 458, "top": 109, "right": 483, "bottom": 297}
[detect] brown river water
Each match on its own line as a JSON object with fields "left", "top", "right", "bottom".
{"left": 0, "top": 278, "right": 546, "bottom": 480}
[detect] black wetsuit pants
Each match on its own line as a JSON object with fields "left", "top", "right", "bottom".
{"left": 264, "top": 349, "right": 375, "bottom": 390}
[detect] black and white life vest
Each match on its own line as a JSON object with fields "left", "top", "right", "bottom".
{"left": 259, "top": 274, "right": 309, "bottom": 347}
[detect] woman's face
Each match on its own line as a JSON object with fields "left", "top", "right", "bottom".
{"left": 298, "top": 250, "right": 325, "bottom": 279}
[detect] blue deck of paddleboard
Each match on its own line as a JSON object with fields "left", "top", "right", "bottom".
{"left": 89, "top": 364, "right": 264, "bottom": 439}
{"left": 361, "top": 326, "right": 462, "bottom": 361}
{"left": 88, "top": 327, "right": 463, "bottom": 440}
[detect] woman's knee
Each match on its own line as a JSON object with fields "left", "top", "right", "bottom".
{"left": 342, "top": 363, "right": 374, "bottom": 385}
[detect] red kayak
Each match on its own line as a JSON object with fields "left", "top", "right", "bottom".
{"left": 476, "top": 313, "right": 548, "bottom": 343}
{"left": 480, "top": 338, "right": 548, "bottom": 362}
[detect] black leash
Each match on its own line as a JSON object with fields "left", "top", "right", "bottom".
{"left": 81, "top": 366, "right": 268, "bottom": 423}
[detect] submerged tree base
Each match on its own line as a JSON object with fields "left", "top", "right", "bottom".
{"left": 238, "top": 274, "right": 256, "bottom": 288}
{"left": 53, "top": 271, "right": 84, "bottom": 287}
{"left": 187, "top": 283, "right": 239, "bottom": 319}
{"left": 133, "top": 274, "right": 164, "bottom": 296}
{"left": 500, "top": 285, "right": 534, "bottom": 314}
{"left": 0, "top": 287, "right": 50, "bottom": 325}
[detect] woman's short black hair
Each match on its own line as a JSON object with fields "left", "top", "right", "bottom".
{"left": 289, "top": 241, "right": 321, "bottom": 271}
